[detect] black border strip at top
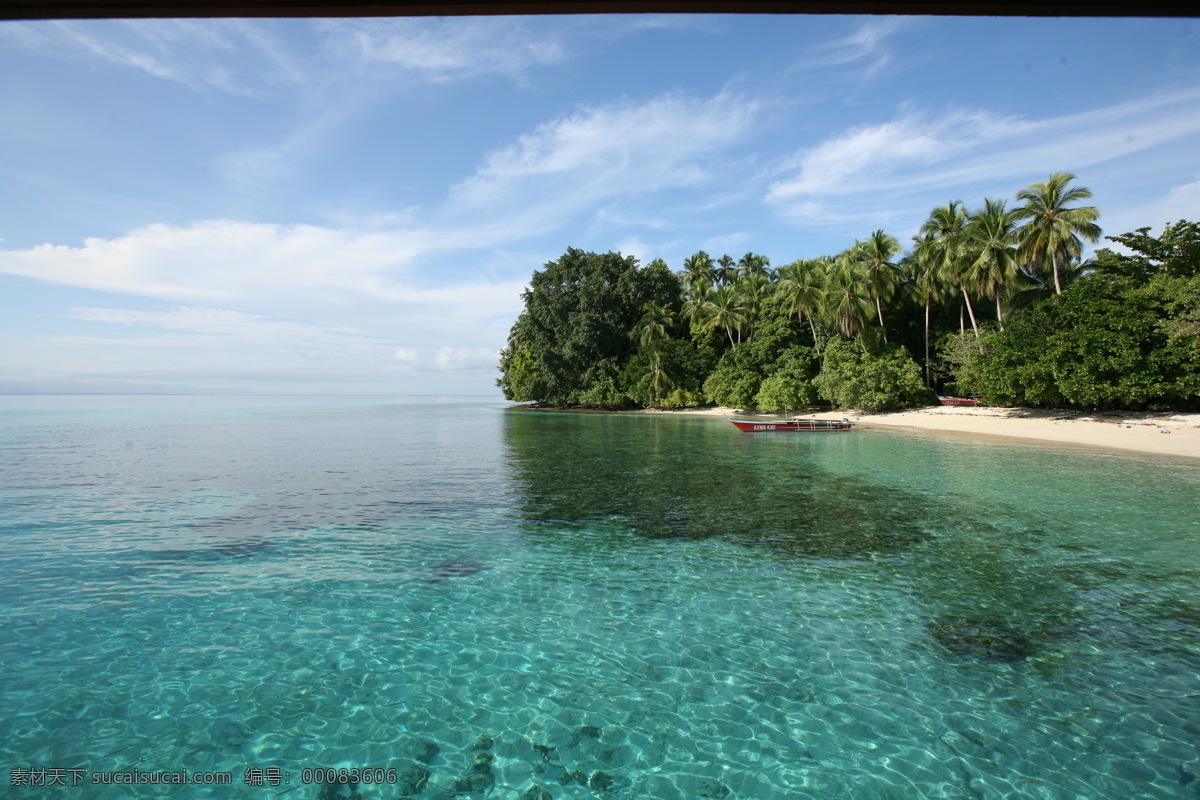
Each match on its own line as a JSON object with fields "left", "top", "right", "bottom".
{"left": 0, "top": 0, "right": 1193, "bottom": 19}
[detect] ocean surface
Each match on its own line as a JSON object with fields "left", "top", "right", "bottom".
{"left": 1, "top": 395, "right": 1198, "bottom": 800}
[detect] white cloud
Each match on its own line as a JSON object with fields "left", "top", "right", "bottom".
{"left": 700, "top": 232, "right": 750, "bottom": 255}
{"left": 617, "top": 15, "right": 721, "bottom": 33}
{"left": 768, "top": 109, "right": 1006, "bottom": 199}
{"left": 1100, "top": 175, "right": 1200, "bottom": 247}
{"left": 613, "top": 237, "right": 653, "bottom": 265}
{"left": 448, "top": 92, "right": 759, "bottom": 226}
{"left": 395, "top": 346, "right": 500, "bottom": 372}
{"left": 0, "top": 220, "right": 413, "bottom": 302}
{"left": 2, "top": 19, "right": 303, "bottom": 96}
{"left": 806, "top": 17, "right": 909, "bottom": 76}
{"left": 0, "top": 221, "right": 527, "bottom": 387}
{"left": 340, "top": 17, "right": 567, "bottom": 82}
{"left": 767, "top": 88, "right": 1200, "bottom": 223}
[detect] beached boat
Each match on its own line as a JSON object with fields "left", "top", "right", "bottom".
{"left": 727, "top": 417, "right": 854, "bottom": 432}
{"left": 937, "top": 396, "right": 986, "bottom": 407}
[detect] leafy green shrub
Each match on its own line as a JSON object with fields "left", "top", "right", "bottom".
{"left": 754, "top": 347, "right": 819, "bottom": 411}
{"left": 661, "top": 388, "right": 703, "bottom": 408}
{"left": 702, "top": 363, "right": 762, "bottom": 408}
{"left": 813, "top": 339, "right": 931, "bottom": 410}
{"left": 496, "top": 346, "right": 546, "bottom": 403}
{"left": 951, "top": 274, "right": 1200, "bottom": 409}
{"left": 576, "top": 377, "right": 629, "bottom": 408}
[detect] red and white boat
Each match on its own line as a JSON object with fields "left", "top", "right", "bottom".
{"left": 937, "top": 396, "right": 986, "bottom": 407}
{"left": 727, "top": 417, "right": 855, "bottom": 432}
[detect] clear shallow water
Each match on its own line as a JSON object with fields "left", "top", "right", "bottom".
{"left": 1, "top": 396, "right": 1198, "bottom": 800}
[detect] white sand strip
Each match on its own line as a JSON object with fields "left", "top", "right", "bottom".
{"left": 633, "top": 405, "right": 1200, "bottom": 459}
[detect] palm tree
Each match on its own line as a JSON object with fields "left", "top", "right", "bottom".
{"left": 735, "top": 273, "right": 773, "bottom": 340}
{"left": 715, "top": 254, "right": 738, "bottom": 286}
{"left": 904, "top": 233, "right": 948, "bottom": 386}
{"left": 701, "top": 284, "right": 749, "bottom": 348}
{"left": 736, "top": 252, "right": 773, "bottom": 280}
{"left": 635, "top": 302, "right": 674, "bottom": 349}
{"left": 642, "top": 352, "right": 674, "bottom": 406}
{"left": 776, "top": 258, "right": 826, "bottom": 343}
{"left": 1014, "top": 172, "right": 1102, "bottom": 295}
{"left": 921, "top": 200, "right": 980, "bottom": 337}
{"left": 966, "top": 198, "right": 1021, "bottom": 330}
{"left": 505, "top": 316, "right": 528, "bottom": 353}
{"left": 855, "top": 229, "right": 903, "bottom": 339}
{"left": 680, "top": 251, "right": 715, "bottom": 292}
{"left": 681, "top": 280, "right": 713, "bottom": 333}
{"left": 822, "top": 251, "right": 874, "bottom": 343}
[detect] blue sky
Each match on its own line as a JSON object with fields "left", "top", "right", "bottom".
{"left": 2, "top": 15, "right": 1199, "bottom": 395}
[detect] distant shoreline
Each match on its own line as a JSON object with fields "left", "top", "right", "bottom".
{"left": 513, "top": 403, "right": 1200, "bottom": 459}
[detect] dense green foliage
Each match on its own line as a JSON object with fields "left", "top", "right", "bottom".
{"left": 945, "top": 234, "right": 1200, "bottom": 409}
{"left": 755, "top": 347, "right": 820, "bottom": 411}
{"left": 812, "top": 339, "right": 930, "bottom": 411}
{"left": 1092, "top": 220, "right": 1200, "bottom": 281}
{"left": 497, "top": 249, "right": 680, "bottom": 406}
{"left": 499, "top": 184, "right": 1200, "bottom": 412}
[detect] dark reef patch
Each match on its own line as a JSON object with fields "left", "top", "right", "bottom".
{"left": 928, "top": 617, "right": 1042, "bottom": 662}
{"left": 425, "top": 558, "right": 490, "bottom": 582}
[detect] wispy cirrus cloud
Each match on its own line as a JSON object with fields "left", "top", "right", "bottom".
{"left": 767, "top": 87, "right": 1200, "bottom": 225}
{"left": 3, "top": 17, "right": 580, "bottom": 194}
{"left": 0, "top": 17, "right": 577, "bottom": 96}
{"left": 803, "top": 17, "right": 910, "bottom": 76}
{"left": 1, "top": 19, "right": 304, "bottom": 95}
{"left": 448, "top": 92, "right": 760, "bottom": 229}
{"left": 768, "top": 108, "right": 1015, "bottom": 200}
{"left": 337, "top": 17, "right": 568, "bottom": 83}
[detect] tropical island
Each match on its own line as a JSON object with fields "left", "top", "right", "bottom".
{"left": 497, "top": 173, "right": 1199, "bottom": 441}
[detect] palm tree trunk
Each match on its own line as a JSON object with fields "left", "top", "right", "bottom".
{"left": 876, "top": 298, "right": 888, "bottom": 343}
{"left": 960, "top": 283, "right": 979, "bottom": 337}
{"left": 995, "top": 295, "right": 1004, "bottom": 332}
{"left": 924, "top": 301, "right": 931, "bottom": 387}
{"left": 1052, "top": 251, "right": 1062, "bottom": 295}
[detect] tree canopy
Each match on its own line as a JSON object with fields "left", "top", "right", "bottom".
{"left": 497, "top": 248, "right": 679, "bottom": 406}
{"left": 499, "top": 184, "right": 1199, "bottom": 413}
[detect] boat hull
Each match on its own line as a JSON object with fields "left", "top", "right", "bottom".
{"left": 727, "top": 418, "right": 854, "bottom": 432}
{"left": 937, "top": 396, "right": 986, "bottom": 406}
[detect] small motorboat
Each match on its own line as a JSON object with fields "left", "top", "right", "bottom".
{"left": 937, "top": 396, "right": 986, "bottom": 406}
{"left": 727, "top": 417, "right": 854, "bottom": 432}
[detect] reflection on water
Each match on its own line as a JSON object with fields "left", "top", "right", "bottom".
{"left": 0, "top": 397, "right": 1198, "bottom": 799}
{"left": 504, "top": 410, "right": 1096, "bottom": 665}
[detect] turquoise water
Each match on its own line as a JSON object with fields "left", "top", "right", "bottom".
{"left": 1, "top": 396, "right": 1198, "bottom": 799}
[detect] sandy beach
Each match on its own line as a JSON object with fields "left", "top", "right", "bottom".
{"left": 635, "top": 404, "right": 1200, "bottom": 459}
